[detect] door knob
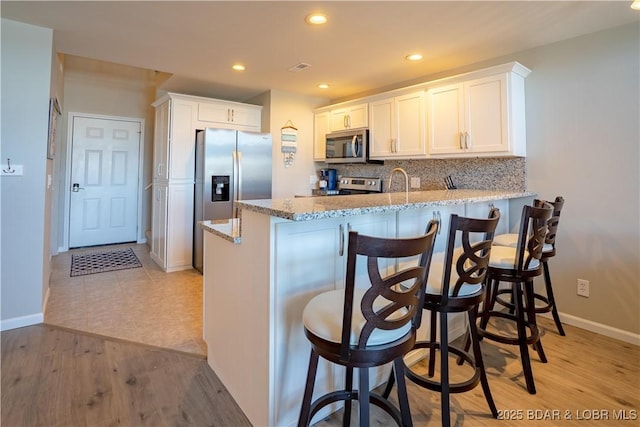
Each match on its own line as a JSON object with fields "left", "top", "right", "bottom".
{"left": 72, "top": 183, "right": 84, "bottom": 192}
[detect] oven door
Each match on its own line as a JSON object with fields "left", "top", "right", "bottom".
{"left": 325, "top": 129, "right": 367, "bottom": 164}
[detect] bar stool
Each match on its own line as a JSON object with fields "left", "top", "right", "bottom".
{"left": 383, "top": 209, "right": 501, "bottom": 427}
{"left": 492, "top": 197, "right": 566, "bottom": 335}
{"left": 478, "top": 202, "right": 553, "bottom": 394}
{"left": 298, "top": 221, "right": 438, "bottom": 427}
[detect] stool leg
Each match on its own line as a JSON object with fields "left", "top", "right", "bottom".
{"left": 393, "top": 356, "right": 413, "bottom": 427}
{"left": 468, "top": 306, "right": 498, "bottom": 418}
{"left": 525, "top": 280, "right": 547, "bottom": 364}
{"left": 514, "top": 283, "right": 536, "bottom": 394}
{"left": 543, "top": 261, "right": 566, "bottom": 336}
{"left": 428, "top": 309, "right": 437, "bottom": 377}
{"left": 358, "top": 367, "right": 370, "bottom": 427}
{"left": 440, "top": 311, "right": 451, "bottom": 427}
{"left": 381, "top": 366, "right": 395, "bottom": 399}
{"left": 343, "top": 367, "right": 354, "bottom": 427}
{"left": 298, "top": 349, "right": 320, "bottom": 427}
{"left": 479, "top": 277, "right": 498, "bottom": 332}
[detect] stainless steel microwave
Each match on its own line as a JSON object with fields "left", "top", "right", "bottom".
{"left": 325, "top": 128, "right": 380, "bottom": 164}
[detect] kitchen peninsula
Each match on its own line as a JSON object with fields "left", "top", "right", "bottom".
{"left": 201, "top": 189, "right": 534, "bottom": 427}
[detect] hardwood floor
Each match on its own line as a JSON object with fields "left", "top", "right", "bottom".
{"left": 1, "top": 324, "right": 250, "bottom": 427}
{"left": 3, "top": 317, "right": 638, "bottom": 426}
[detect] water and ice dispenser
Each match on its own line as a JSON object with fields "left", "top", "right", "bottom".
{"left": 211, "top": 175, "right": 230, "bottom": 202}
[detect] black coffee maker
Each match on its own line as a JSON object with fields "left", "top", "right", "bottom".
{"left": 319, "top": 168, "right": 338, "bottom": 191}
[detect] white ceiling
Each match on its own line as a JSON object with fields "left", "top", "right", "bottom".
{"left": 2, "top": 1, "right": 638, "bottom": 102}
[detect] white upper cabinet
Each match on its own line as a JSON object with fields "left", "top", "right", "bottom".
{"left": 152, "top": 96, "right": 197, "bottom": 182}
{"left": 369, "top": 91, "right": 426, "bottom": 159}
{"left": 197, "top": 100, "right": 261, "bottom": 130}
{"left": 313, "top": 111, "right": 330, "bottom": 161}
{"left": 329, "top": 103, "right": 368, "bottom": 131}
{"left": 426, "top": 63, "right": 530, "bottom": 158}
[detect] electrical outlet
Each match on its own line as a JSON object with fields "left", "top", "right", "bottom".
{"left": 577, "top": 279, "right": 590, "bottom": 298}
{"left": 410, "top": 177, "right": 420, "bottom": 188}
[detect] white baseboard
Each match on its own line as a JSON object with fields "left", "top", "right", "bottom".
{"left": 1, "top": 313, "right": 44, "bottom": 331}
{"left": 545, "top": 312, "right": 640, "bottom": 346}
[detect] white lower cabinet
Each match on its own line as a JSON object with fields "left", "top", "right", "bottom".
{"left": 465, "top": 199, "right": 509, "bottom": 239}
{"left": 272, "top": 211, "right": 397, "bottom": 426}
{"left": 150, "top": 184, "right": 167, "bottom": 268}
{"left": 150, "top": 182, "right": 194, "bottom": 272}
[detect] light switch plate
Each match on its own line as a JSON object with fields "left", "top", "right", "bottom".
{"left": 410, "top": 177, "right": 420, "bottom": 188}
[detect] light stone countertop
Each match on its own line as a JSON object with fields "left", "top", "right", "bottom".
{"left": 201, "top": 189, "right": 535, "bottom": 243}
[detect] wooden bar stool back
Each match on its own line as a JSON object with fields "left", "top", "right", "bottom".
{"left": 298, "top": 220, "right": 438, "bottom": 427}
{"left": 493, "top": 196, "right": 566, "bottom": 335}
{"left": 383, "top": 208, "right": 501, "bottom": 427}
{"left": 478, "top": 202, "right": 553, "bottom": 394}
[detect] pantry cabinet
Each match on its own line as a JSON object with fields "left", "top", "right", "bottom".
{"left": 151, "top": 92, "right": 262, "bottom": 271}
{"left": 329, "top": 103, "right": 368, "bottom": 131}
{"left": 426, "top": 64, "right": 530, "bottom": 158}
{"left": 369, "top": 91, "right": 426, "bottom": 159}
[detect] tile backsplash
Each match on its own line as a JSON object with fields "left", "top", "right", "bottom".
{"left": 326, "top": 157, "right": 526, "bottom": 192}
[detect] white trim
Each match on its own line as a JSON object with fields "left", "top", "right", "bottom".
{"left": 542, "top": 312, "right": 640, "bottom": 346}
{"left": 63, "top": 112, "right": 145, "bottom": 252}
{"left": 1, "top": 313, "right": 44, "bottom": 331}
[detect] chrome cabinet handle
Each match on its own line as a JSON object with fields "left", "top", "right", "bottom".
{"left": 459, "top": 133, "right": 464, "bottom": 149}
{"left": 465, "top": 132, "right": 470, "bottom": 149}
{"left": 339, "top": 224, "right": 345, "bottom": 256}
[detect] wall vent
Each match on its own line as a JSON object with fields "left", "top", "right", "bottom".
{"left": 288, "top": 62, "right": 311, "bottom": 72}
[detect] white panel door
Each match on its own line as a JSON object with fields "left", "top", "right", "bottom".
{"left": 69, "top": 116, "right": 141, "bottom": 248}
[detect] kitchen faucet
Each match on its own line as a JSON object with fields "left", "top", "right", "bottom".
{"left": 387, "top": 167, "right": 409, "bottom": 193}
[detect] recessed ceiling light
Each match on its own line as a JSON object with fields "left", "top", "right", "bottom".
{"left": 405, "top": 53, "right": 423, "bottom": 61}
{"left": 632, "top": 0, "right": 640, "bottom": 10}
{"left": 306, "top": 13, "right": 327, "bottom": 25}
{"left": 318, "top": 83, "right": 330, "bottom": 89}
{"left": 232, "top": 64, "right": 245, "bottom": 71}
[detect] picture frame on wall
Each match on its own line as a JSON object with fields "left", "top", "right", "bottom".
{"left": 47, "top": 97, "right": 61, "bottom": 159}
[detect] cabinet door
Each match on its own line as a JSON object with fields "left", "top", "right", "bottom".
{"left": 330, "top": 103, "right": 368, "bottom": 131}
{"left": 153, "top": 101, "right": 170, "bottom": 180}
{"left": 169, "top": 99, "right": 196, "bottom": 181}
{"left": 197, "top": 101, "right": 261, "bottom": 130}
{"left": 313, "top": 111, "right": 329, "bottom": 161}
{"left": 397, "top": 205, "right": 464, "bottom": 254}
{"left": 166, "top": 183, "right": 194, "bottom": 270}
{"left": 368, "top": 97, "right": 394, "bottom": 158}
{"left": 395, "top": 91, "right": 426, "bottom": 157}
{"left": 426, "top": 83, "right": 465, "bottom": 156}
{"left": 151, "top": 184, "right": 167, "bottom": 268}
{"left": 465, "top": 199, "right": 509, "bottom": 240}
{"left": 273, "top": 218, "right": 344, "bottom": 426}
{"left": 345, "top": 212, "right": 397, "bottom": 289}
{"left": 465, "top": 73, "right": 509, "bottom": 154}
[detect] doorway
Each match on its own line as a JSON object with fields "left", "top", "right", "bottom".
{"left": 66, "top": 114, "right": 143, "bottom": 249}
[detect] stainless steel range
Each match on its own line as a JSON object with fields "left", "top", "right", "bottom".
{"left": 312, "top": 176, "right": 383, "bottom": 196}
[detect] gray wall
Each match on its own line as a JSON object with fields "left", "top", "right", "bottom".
{"left": 517, "top": 23, "right": 639, "bottom": 336}
{"left": 0, "top": 20, "right": 53, "bottom": 327}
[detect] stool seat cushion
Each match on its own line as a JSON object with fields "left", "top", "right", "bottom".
{"left": 493, "top": 233, "right": 553, "bottom": 253}
{"left": 489, "top": 245, "right": 540, "bottom": 270}
{"left": 426, "top": 250, "right": 483, "bottom": 297}
{"left": 303, "top": 289, "right": 411, "bottom": 346}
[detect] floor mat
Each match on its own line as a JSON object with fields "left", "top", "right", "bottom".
{"left": 70, "top": 248, "right": 142, "bottom": 277}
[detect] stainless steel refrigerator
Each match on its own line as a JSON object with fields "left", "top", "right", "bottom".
{"left": 193, "top": 128, "right": 272, "bottom": 271}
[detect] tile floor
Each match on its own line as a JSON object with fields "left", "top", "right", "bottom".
{"left": 45, "top": 243, "right": 206, "bottom": 356}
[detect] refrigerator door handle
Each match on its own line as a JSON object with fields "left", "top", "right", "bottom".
{"left": 236, "top": 151, "right": 243, "bottom": 201}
